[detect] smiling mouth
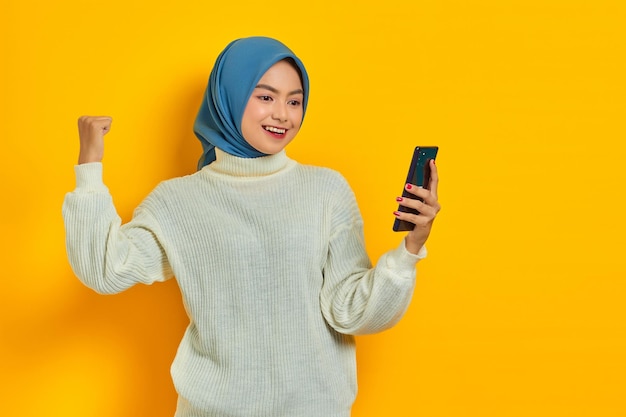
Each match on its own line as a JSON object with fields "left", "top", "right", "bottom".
{"left": 263, "top": 125, "right": 287, "bottom": 135}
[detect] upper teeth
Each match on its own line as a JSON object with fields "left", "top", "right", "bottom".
{"left": 265, "top": 126, "right": 286, "bottom": 134}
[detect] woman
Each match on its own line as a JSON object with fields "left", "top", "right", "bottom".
{"left": 63, "top": 36, "right": 440, "bottom": 417}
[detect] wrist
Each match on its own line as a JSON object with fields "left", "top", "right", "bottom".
{"left": 404, "top": 236, "right": 425, "bottom": 255}
{"left": 78, "top": 151, "right": 103, "bottom": 164}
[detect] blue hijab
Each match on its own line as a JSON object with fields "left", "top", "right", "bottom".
{"left": 194, "top": 37, "right": 310, "bottom": 169}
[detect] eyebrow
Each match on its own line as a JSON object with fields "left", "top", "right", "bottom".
{"left": 255, "top": 83, "right": 304, "bottom": 96}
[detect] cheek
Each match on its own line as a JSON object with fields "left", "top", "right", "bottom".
{"left": 241, "top": 105, "right": 260, "bottom": 132}
{"left": 291, "top": 109, "right": 304, "bottom": 127}
{"left": 240, "top": 113, "right": 253, "bottom": 140}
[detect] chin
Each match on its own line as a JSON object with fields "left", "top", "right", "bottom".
{"left": 257, "top": 141, "right": 292, "bottom": 155}
{"left": 261, "top": 147, "right": 286, "bottom": 155}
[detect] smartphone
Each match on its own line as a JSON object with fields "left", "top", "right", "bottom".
{"left": 393, "top": 146, "right": 439, "bottom": 232}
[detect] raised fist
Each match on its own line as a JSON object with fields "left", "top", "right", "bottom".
{"left": 77, "top": 116, "right": 112, "bottom": 164}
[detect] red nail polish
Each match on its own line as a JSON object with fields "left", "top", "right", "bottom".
{"left": 396, "top": 197, "right": 403, "bottom": 202}
{"left": 406, "top": 184, "right": 412, "bottom": 190}
{"left": 393, "top": 211, "right": 401, "bottom": 217}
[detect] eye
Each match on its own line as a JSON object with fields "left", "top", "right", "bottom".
{"left": 257, "top": 95, "right": 273, "bottom": 102}
{"left": 288, "top": 99, "right": 301, "bottom": 107}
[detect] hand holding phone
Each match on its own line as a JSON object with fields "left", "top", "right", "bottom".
{"left": 393, "top": 146, "right": 439, "bottom": 232}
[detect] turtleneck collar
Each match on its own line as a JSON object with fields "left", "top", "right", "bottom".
{"left": 204, "top": 148, "right": 294, "bottom": 177}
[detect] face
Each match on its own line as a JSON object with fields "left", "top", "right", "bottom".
{"left": 241, "top": 60, "right": 304, "bottom": 155}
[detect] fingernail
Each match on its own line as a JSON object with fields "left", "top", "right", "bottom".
{"left": 393, "top": 211, "right": 401, "bottom": 217}
{"left": 396, "top": 197, "right": 403, "bottom": 202}
{"left": 406, "top": 184, "right": 412, "bottom": 190}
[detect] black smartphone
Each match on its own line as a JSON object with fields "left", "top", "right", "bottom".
{"left": 393, "top": 146, "right": 439, "bottom": 232}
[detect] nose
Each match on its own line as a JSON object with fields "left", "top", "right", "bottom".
{"left": 272, "top": 103, "right": 288, "bottom": 123}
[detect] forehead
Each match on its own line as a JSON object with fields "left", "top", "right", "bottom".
{"left": 258, "top": 60, "right": 303, "bottom": 90}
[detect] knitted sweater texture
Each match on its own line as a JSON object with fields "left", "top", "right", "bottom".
{"left": 62, "top": 149, "right": 424, "bottom": 417}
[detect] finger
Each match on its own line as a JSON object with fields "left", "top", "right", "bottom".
{"left": 78, "top": 116, "right": 113, "bottom": 135}
{"left": 78, "top": 115, "right": 112, "bottom": 124}
{"left": 396, "top": 195, "right": 435, "bottom": 216}
{"left": 93, "top": 116, "right": 112, "bottom": 132}
{"left": 393, "top": 203, "right": 437, "bottom": 226}
{"left": 428, "top": 159, "right": 439, "bottom": 199}
{"left": 403, "top": 183, "right": 429, "bottom": 200}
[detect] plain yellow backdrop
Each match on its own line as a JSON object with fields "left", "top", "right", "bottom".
{"left": 2, "top": 0, "right": 625, "bottom": 416}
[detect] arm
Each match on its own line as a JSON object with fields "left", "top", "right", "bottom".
{"left": 320, "top": 176, "right": 427, "bottom": 336}
{"left": 62, "top": 116, "right": 173, "bottom": 294}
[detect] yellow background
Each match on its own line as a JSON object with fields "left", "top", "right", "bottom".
{"left": 2, "top": 0, "right": 625, "bottom": 416}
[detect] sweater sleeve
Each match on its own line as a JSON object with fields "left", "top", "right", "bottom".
{"left": 319, "top": 174, "right": 426, "bottom": 336}
{"left": 62, "top": 163, "right": 173, "bottom": 294}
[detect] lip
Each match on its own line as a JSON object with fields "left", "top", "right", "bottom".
{"left": 262, "top": 125, "right": 288, "bottom": 139}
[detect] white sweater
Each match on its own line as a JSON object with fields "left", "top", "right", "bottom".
{"left": 62, "top": 149, "right": 425, "bottom": 417}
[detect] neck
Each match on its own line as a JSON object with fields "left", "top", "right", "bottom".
{"left": 207, "top": 148, "right": 291, "bottom": 177}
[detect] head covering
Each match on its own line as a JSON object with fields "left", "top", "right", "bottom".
{"left": 194, "top": 36, "right": 310, "bottom": 169}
